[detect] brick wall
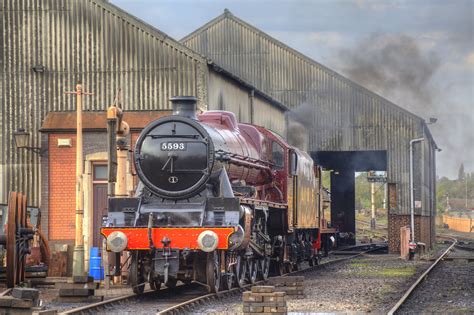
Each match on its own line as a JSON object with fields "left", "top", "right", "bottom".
{"left": 40, "top": 134, "right": 49, "bottom": 238}
{"left": 48, "top": 134, "right": 77, "bottom": 240}
{"left": 388, "top": 214, "right": 435, "bottom": 253}
{"left": 46, "top": 131, "right": 135, "bottom": 241}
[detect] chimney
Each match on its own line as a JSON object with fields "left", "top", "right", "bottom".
{"left": 170, "top": 96, "right": 197, "bottom": 119}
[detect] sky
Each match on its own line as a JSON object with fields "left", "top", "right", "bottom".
{"left": 110, "top": 0, "right": 474, "bottom": 179}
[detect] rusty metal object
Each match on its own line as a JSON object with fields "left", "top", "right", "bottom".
{"left": 6, "top": 192, "right": 18, "bottom": 288}
{"left": 2, "top": 192, "right": 36, "bottom": 288}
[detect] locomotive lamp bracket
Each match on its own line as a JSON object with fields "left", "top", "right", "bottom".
{"left": 13, "top": 128, "right": 46, "bottom": 156}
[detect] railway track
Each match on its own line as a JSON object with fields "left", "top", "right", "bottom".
{"left": 388, "top": 237, "right": 474, "bottom": 315}
{"left": 59, "top": 243, "right": 387, "bottom": 315}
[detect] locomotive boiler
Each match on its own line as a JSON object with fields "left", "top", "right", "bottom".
{"left": 101, "top": 96, "right": 336, "bottom": 294}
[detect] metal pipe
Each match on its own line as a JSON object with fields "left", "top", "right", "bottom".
{"left": 409, "top": 138, "right": 424, "bottom": 243}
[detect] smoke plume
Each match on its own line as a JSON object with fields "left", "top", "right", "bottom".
{"left": 339, "top": 33, "right": 440, "bottom": 114}
{"left": 337, "top": 32, "right": 473, "bottom": 178}
{"left": 286, "top": 102, "right": 313, "bottom": 151}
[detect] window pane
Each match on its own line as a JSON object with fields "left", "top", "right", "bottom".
{"left": 272, "top": 142, "right": 284, "bottom": 168}
{"left": 94, "top": 165, "right": 108, "bottom": 180}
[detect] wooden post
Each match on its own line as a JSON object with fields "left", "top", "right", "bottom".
{"left": 115, "top": 144, "right": 128, "bottom": 197}
{"left": 65, "top": 84, "right": 94, "bottom": 278}
{"left": 400, "top": 226, "right": 410, "bottom": 260}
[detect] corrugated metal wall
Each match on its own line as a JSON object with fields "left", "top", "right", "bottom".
{"left": 207, "top": 70, "right": 286, "bottom": 136}
{"left": 183, "top": 11, "right": 437, "bottom": 216}
{"left": 1, "top": 0, "right": 207, "bottom": 206}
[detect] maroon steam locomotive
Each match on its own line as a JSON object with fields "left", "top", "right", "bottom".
{"left": 101, "top": 96, "right": 336, "bottom": 293}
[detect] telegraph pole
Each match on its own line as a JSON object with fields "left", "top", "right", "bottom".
{"left": 371, "top": 182, "right": 376, "bottom": 230}
{"left": 65, "top": 84, "right": 94, "bottom": 277}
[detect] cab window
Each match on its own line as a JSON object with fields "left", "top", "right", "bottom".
{"left": 289, "top": 150, "right": 297, "bottom": 175}
{"left": 272, "top": 142, "right": 284, "bottom": 169}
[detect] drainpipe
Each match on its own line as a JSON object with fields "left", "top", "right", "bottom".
{"left": 409, "top": 138, "right": 424, "bottom": 243}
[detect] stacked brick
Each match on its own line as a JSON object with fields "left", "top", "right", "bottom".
{"left": 266, "top": 276, "right": 305, "bottom": 298}
{"left": 243, "top": 286, "right": 287, "bottom": 315}
{"left": 0, "top": 288, "right": 40, "bottom": 311}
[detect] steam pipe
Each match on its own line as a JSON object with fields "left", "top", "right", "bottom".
{"left": 409, "top": 137, "right": 424, "bottom": 243}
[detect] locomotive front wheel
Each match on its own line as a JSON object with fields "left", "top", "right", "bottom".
{"left": 206, "top": 251, "right": 221, "bottom": 293}
{"left": 129, "top": 252, "right": 145, "bottom": 294}
{"left": 235, "top": 255, "right": 246, "bottom": 288}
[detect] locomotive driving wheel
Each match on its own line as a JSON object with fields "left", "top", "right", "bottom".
{"left": 206, "top": 250, "right": 221, "bottom": 293}
{"left": 260, "top": 256, "right": 270, "bottom": 280}
{"left": 247, "top": 258, "right": 258, "bottom": 284}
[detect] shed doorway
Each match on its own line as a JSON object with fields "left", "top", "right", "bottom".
{"left": 312, "top": 151, "right": 388, "bottom": 245}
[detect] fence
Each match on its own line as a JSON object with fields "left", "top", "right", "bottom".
{"left": 443, "top": 215, "right": 474, "bottom": 233}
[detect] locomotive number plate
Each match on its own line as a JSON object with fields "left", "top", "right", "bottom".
{"left": 161, "top": 142, "right": 187, "bottom": 151}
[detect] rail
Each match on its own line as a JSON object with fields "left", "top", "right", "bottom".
{"left": 157, "top": 243, "right": 387, "bottom": 315}
{"left": 387, "top": 237, "right": 457, "bottom": 315}
{"left": 59, "top": 243, "right": 387, "bottom": 315}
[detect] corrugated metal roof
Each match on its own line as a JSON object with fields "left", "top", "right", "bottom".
{"left": 40, "top": 110, "right": 171, "bottom": 132}
{"left": 182, "top": 9, "right": 428, "bottom": 124}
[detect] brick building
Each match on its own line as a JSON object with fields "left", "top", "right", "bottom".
{"left": 40, "top": 111, "right": 170, "bottom": 272}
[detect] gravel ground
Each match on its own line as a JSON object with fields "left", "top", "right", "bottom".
{"left": 192, "top": 252, "right": 436, "bottom": 314}
{"left": 397, "top": 245, "right": 474, "bottom": 314}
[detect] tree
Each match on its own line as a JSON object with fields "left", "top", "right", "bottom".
{"left": 458, "top": 163, "right": 465, "bottom": 181}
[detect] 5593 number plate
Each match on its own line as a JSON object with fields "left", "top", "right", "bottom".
{"left": 161, "top": 142, "right": 187, "bottom": 151}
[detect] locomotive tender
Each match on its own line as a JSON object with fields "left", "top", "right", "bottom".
{"left": 101, "top": 97, "right": 336, "bottom": 293}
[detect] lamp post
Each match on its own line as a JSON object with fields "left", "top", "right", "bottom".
{"left": 409, "top": 138, "right": 424, "bottom": 244}
{"left": 13, "top": 129, "right": 45, "bottom": 155}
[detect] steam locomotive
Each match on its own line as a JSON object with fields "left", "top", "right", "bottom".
{"left": 101, "top": 97, "right": 336, "bottom": 293}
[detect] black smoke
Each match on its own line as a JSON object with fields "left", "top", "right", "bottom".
{"left": 339, "top": 33, "right": 440, "bottom": 113}
{"left": 286, "top": 102, "right": 313, "bottom": 151}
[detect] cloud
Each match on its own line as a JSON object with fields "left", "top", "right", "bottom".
{"left": 465, "top": 52, "right": 474, "bottom": 66}
{"left": 352, "top": 0, "right": 407, "bottom": 11}
{"left": 309, "top": 32, "right": 345, "bottom": 47}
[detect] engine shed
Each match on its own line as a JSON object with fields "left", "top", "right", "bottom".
{"left": 1, "top": 0, "right": 437, "bottom": 261}
{"left": 182, "top": 10, "right": 438, "bottom": 252}
{"left": 1, "top": 0, "right": 288, "bottom": 273}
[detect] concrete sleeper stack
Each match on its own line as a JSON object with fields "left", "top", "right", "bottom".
{"left": 243, "top": 286, "right": 287, "bottom": 315}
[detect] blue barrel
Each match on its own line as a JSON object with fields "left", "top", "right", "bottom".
{"left": 89, "top": 247, "right": 104, "bottom": 280}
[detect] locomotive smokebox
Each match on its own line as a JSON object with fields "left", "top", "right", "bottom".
{"left": 170, "top": 96, "right": 197, "bottom": 119}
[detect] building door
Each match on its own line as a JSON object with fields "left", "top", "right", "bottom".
{"left": 92, "top": 164, "right": 108, "bottom": 247}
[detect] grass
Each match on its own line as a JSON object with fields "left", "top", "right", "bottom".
{"left": 349, "top": 262, "right": 370, "bottom": 268}
{"left": 357, "top": 266, "right": 418, "bottom": 278}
